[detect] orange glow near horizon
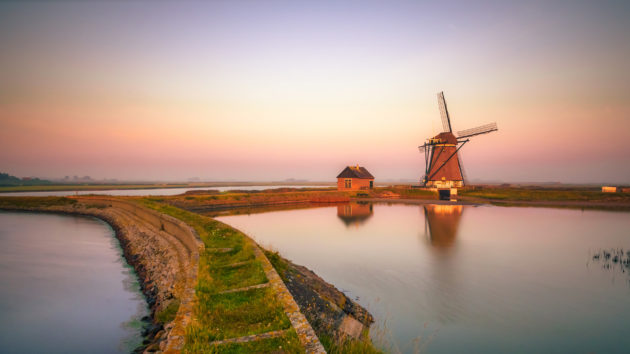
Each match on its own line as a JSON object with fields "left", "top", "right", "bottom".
{"left": 1, "top": 1, "right": 629, "bottom": 183}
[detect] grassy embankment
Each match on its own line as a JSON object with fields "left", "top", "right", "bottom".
{"left": 165, "top": 189, "right": 352, "bottom": 212}
{"left": 165, "top": 187, "right": 438, "bottom": 212}
{"left": 459, "top": 187, "right": 628, "bottom": 201}
{"left": 0, "top": 196, "right": 78, "bottom": 208}
{"left": 142, "top": 197, "right": 382, "bottom": 353}
{"left": 458, "top": 187, "right": 630, "bottom": 210}
{"left": 368, "top": 187, "right": 437, "bottom": 199}
{"left": 139, "top": 199, "right": 304, "bottom": 353}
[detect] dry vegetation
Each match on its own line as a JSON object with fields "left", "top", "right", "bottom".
{"left": 158, "top": 188, "right": 352, "bottom": 212}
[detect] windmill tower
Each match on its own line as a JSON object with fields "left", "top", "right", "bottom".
{"left": 419, "top": 92, "right": 498, "bottom": 189}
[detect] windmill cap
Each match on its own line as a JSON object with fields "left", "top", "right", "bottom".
{"left": 432, "top": 132, "right": 458, "bottom": 144}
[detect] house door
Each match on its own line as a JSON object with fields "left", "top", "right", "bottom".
{"left": 438, "top": 189, "right": 451, "bottom": 200}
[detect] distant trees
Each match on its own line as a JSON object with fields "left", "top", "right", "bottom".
{"left": 0, "top": 172, "right": 52, "bottom": 186}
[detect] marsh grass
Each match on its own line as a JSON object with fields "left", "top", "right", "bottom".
{"left": 0, "top": 196, "right": 77, "bottom": 208}
{"left": 460, "top": 187, "right": 630, "bottom": 202}
{"left": 377, "top": 187, "right": 437, "bottom": 199}
{"left": 326, "top": 335, "right": 383, "bottom": 354}
{"left": 162, "top": 190, "right": 352, "bottom": 211}
{"left": 138, "top": 199, "right": 301, "bottom": 352}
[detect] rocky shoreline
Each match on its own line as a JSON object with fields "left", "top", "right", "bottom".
{"left": 263, "top": 250, "right": 374, "bottom": 344}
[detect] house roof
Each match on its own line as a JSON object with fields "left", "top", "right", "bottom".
{"left": 336, "top": 165, "right": 374, "bottom": 179}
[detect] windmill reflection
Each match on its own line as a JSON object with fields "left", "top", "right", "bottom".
{"left": 423, "top": 204, "right": 466, "bottom": 324}
{"left": 423, "top": 204, "right": 464, "bottom": 249}
{"left": 337, "top": 202, "right": 374, "bottom": 227}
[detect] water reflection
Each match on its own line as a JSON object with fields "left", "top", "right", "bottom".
{"left": 0, "top": 212, "right": 149, "bottom": 353}
{"left": 423, "top": 205, "right": 463, "bottom": 249}
{"left": 337, "top": 202, "right": 374, "bottom": 227}
{"left": 421, "top": 204, "right": 465, "bottom": 327}
{"left": 216, "top": 203, "right": 630, "bottom": 353}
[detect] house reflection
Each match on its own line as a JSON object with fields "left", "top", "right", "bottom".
{"left": 337, "top": 202, "right": 374, "bottom": 227}
{"left": 423, "top": 204, "right": 464, "bottom": 249}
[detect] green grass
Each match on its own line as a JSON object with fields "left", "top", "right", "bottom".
{"left": 192, "top": 287, "right": 291, "bottom": 341}
{"left": 459, "top": 187, "right": 630, "bottom": 202}
{"left": 183, "top": 328, "right": 304, "bottom": 353}
{"left": 263, "top": 250, "right": 291, "bottom": 282}
{"left": 207, "top": 245, "right": 256, "bottom": 266}
{"left": 200, "top": 259, "right": 267, "bottom": 293}
{"left": 326, "top": 335, "right": 383, "bottom": 354}
{"left": 156, "top": 299, "right": 180, "bottom": 324}
{"left": 138, "top": 199, "right": 300, "bottom": 352}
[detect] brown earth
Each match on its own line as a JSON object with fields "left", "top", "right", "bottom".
{"left": 161, "top": 189, "right": 351, "bottom": 213}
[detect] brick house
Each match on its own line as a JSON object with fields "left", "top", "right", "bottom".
{"left": 336, "top": 165, "right": 374, "bottom": 191}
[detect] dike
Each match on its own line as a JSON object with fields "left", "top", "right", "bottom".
{"left": 0, "top": 197, "right": 203, "bottom": 353}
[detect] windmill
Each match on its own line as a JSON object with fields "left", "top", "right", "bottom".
{"left": 419, "top": 92, "right": 498, "bottom": 189}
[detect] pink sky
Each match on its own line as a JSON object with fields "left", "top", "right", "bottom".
{"left": 1, "top": 1, "right": 629, "bottom": 183}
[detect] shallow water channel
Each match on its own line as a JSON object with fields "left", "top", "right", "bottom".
{"left": 0, "top": 185, "right": 329, "bottom": 197}
{"left": 0, "top": 212, "right": 149, "bottom": 354}
{"left": 216, "top": 203, "right": 630, "bottom": 353}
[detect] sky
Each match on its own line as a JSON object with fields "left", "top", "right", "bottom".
{"left": 1, "top": 0, "right": 629, "bottom": 184}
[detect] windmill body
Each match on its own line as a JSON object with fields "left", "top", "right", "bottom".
{"left": 424, "top": 132, "right": 464, "bottom": 188}
{"left": 419, "top": 92, "right": 498, "bottom": 188}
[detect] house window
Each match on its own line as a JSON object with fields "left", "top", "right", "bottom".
{"left": 369, "top": 181, "right": 373, "bottom": 189}
{"left": 345, "top": 179, "right": 352, "bottom": 188}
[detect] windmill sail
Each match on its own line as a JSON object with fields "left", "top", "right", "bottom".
{"left": 457, "top": 122, "right": 498, "bottom": 139}
{"left": 419, "top": 91, "right": 498, "bottom": 188}
{"left": 437, "top": 91, "right": 452, "bottom": 133}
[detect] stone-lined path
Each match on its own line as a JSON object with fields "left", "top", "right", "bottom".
{"left": 203, "top": 238, "right": 327, "bottom": 353}
{"left": 252, "top": 246, "right": 326, "bottom": 353}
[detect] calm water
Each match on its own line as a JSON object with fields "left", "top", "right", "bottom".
{"left": 217, "top": 203, "right": 630, "bottom": 353}
{"left": 0, "top": 185, "right": 330, "bottom": 197}
{"left": 0, "top": 212, "right": 149, "bottom": 354}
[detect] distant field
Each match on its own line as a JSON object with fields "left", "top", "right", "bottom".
{"left": 0, "top": 184, "right": 189, "bottom": 193}
{"left": 0, "top": 181, "right": 334, "bottom": 193}
{"left": 459, "top": 187, "right": 630, "bottom": 202}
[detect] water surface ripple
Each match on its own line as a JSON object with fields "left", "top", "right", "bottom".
{"left": 217, "top": 203, "right": 630, "bottom": 353}
{"left": 0, "top": 211, "right": 149, "bottom": 354}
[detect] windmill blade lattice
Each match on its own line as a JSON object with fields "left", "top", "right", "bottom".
{"left": 457, "top": 122, "right": 498, "bottom": 139}
{"left": 437, "top": 92, "right": 452, "bottom": 133}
